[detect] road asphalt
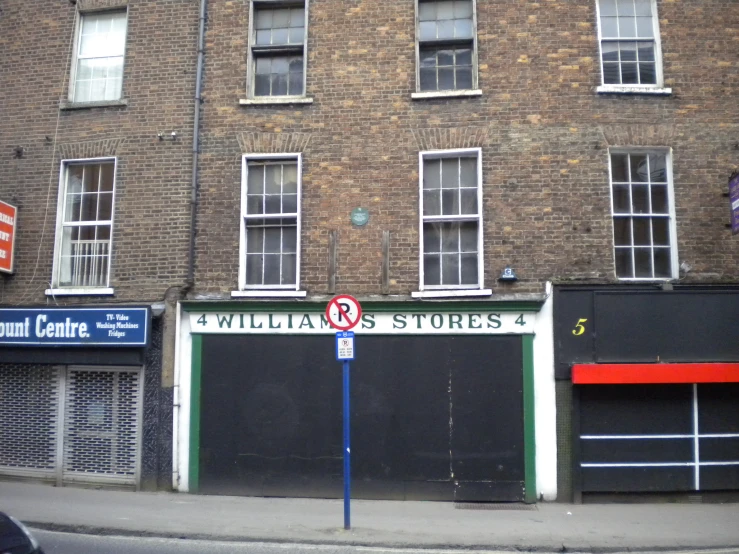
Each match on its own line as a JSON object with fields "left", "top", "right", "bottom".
{"left": 1, "top": 481, "right": 739, "bottom": 552}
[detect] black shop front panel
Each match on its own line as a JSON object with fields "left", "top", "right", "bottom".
{"left": 198, "top": 334, "right": 525, "bottom": 501}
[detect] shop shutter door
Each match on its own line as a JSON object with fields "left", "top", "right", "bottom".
{"left": 62, "top": 367, "right": 142, "bottom": 486}
{"left": 0, "top": 364, "right": 60, "bottom": 480}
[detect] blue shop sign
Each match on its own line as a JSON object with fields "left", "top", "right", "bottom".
{"left": 0, "top": 307, "right": 149, "bottom": 347}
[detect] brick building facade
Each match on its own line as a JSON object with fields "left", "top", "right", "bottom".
{"left": 0, "top": 0, "right": 199, "bottom": 490}
{"left": 175, "top": 0, "right": 738, "bottom": 502}
{"left": 2, "top": 0, "right": 737, "bottom": 500}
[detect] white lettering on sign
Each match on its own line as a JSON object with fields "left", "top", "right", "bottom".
{"left": 0, "top": 231, "right": 9, "bottom": 241}
{"left": 0, "top": 249, "right": 5, "bottom": 259}
{"left": 190, "top": 311, "right": 537, "bottom": 335}
{"left": 0, "top": 213, "right": 14, "bottom": 225}
{"left": 34, "top": 314, "right": 90, "bottom": 339}
{"left": 0, "top": 318, "right": 30, "bottom": 338}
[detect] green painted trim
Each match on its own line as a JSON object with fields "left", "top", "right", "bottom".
{"left": 522, "top": 334, "right": 537, "bottom": 503}
{"left": 188, "top": 334, "right": 202, "bottom": 493}
{"left": 181, "top": 300, "right": 544, "bottom": 313}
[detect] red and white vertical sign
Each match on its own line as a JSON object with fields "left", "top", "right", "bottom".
{"left": 0, "top": 200, "right": 18, "bottom": 274}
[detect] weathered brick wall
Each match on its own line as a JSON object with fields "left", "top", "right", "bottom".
{"left": 0, "top": 0, "right": 199, "bottom": 305}
{"left": 194, "top": 0, "right": 739, "bottom": 297}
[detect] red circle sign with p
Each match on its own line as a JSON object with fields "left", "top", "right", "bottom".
{"left": 326, "top": 295, "right": 362, "bottom": 331}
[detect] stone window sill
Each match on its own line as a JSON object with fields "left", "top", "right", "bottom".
{"left": 411, "top": 90, "right": 482, "bottom": 100}
{"left": 231, "top": 290, "right": 308, "bottom": 298}
{"left": 239, "top": 97, "right": 314, "bottom": 106}
{"left": 411, "top": 289, "right": 492, "bottom": 299}
{"left": 45, "top": 287, "right": 115, "bottom": 296}
{"left": 596, "top": 85, "right": 672, "bottom": 96}
{"left": 60, "top": 99, "right": 128, "bottom": 110}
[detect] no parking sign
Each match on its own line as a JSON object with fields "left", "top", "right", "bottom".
{"left": 325, "top": 294, "right": 362, "bottom": 331}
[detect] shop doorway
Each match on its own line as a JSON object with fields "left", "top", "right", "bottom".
{"left": 0, "top": 364, "right": 143, "bottom": 488}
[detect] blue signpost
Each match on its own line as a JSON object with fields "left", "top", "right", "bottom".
{"left": 336, "top": 331, "right": 354, "bottom": 529}
{"left": 326, "top": 296, "right": 361, "bottom": 531}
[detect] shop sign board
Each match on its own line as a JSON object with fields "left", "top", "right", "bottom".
{"left": 0, "top": 200, "right": 17, "bottom": 274}
{"left": 189, "top": 310, "right": 536, "bottom": 335}
{"left": 0, "top": 307, "right": 149, "bottom": 346}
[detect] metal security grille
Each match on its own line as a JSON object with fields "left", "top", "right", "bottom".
{"left": 62, "top": 367, "right": 142, "bottom": 485}
{"left": 0, "top": 364, "right": 60, "bottom": 479}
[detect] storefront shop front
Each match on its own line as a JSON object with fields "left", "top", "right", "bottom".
{"left": 554, "top": 286, "right": 739, "bottom": 500}
{"left": 0, "top": 306, "right": 151, "bottom": 489}
{"left": 174, "top": 300, "right": 557, "bottom": 503}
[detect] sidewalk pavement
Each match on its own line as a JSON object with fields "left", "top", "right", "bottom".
{"left": 2, "top": 481, "right": 739, "bottom": 552}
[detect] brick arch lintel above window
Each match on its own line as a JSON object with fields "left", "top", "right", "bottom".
{"left": 55, "top": 138, "right": 127, "bottom": 160}
{"left": 76, "top": 0, "right": 128, "bottom": 11}
{"left": 599, "top": 124, "right": 679, "bottom": 148}
{"left": 236, "top": 132, "right": 312, "bottom": 154}
{"left": 411, "top": 126, "right": 491, "bottom": 152}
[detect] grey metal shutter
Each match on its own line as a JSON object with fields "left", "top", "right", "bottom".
{"left": 62, "top": 366, "right": 142, "bottom": 487}
{"left": 0, "top": 364, "right": 61, "bottom": 480}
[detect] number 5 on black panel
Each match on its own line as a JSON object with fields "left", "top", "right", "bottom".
{"left": 572, "top": 318, "right": 588, "bottom": 336}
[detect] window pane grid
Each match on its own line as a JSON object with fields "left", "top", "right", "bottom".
{"left": 251, "top": 3, "right": 306, "bottom": 97}
{"left": 244, "top": 160, "right": 299, "bottom": 288}
{"left": 255, "top": 7, "right": 304, "bottom": 46}
{"left": 421, "top": 154, "right": 480, "bottom": 289}
{"left": 419, "top": 0, "right": 473, "bottom": 40}
{"left": 599, "top": 0, "right": 657, "bottom": 85}
{"left": 74, "top": 12, "right": 126, "bottom": 102}
{"left": 58, "top": 162, "right": 114, "bottom": 288}
{"left": 610, "top": 152, "right": 673, "bottom": 280}
{"left": 417, "top": 0, "right": 475, "bottom": 92}
{"left": 254, "top": 55, "right": 304, "bottom": 97}
{"left": 419, "top": 47, "right": 473, "bottom": 92}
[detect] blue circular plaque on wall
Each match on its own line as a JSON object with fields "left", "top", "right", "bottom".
{"left": 350, "top": 207, "right": 369, "bottom": 227}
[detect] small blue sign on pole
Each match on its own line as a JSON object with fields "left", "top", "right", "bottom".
{"left": 336, "top": 331, "right": 355, "bottom": 361}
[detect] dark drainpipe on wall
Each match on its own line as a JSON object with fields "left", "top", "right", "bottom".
{"left": 187, "top": 0, "right": 207, "bottom": 290}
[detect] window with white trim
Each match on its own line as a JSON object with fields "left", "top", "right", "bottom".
{"left": 53, "top": 159, "right": 116, "bottom": 289}
{"left": 70, "top": 11, "right": 128, "bottom": 103}
{"left": 416, "top": 0, "right": 477, "bottom": 92}
{"left": 248, "top": 1, "right": 307, "bottom": 98}
{"left": 240, "top": 155, "right": 301, "bottom": 289}
{"left": 596, "top": 0, "right": 663, "bottom": 87}
{"left": 419, "top": 149, "right": 483, "bottom": 290}
{"left": 609, "top": 150, "right": 677, "bottom": 280}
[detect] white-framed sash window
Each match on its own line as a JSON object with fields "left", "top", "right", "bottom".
{"left": 415, "top": 0, "right": 478, "bottom": 94}
{"left": 418, "top": 149, "right": 484, "bottom": 292}
{"left": 52, "top": 158, "right": 117, "bottom": 291}
{"left": 596, "top": 0, "right": 665, "bottom": 90}
{"left": 239, "top": 154, "right": 302, "bottom": 290}
{"left": 247, "top": 1, "right": 308, "bottom": 100}
{"left": 70, "top": 10, "right": 128, "bottom": 103}
{"left": 609, "top": 149, "right": 678, "bottom": 280}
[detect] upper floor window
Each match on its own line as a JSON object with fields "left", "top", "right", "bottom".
{"left": 596, "top": 0, "right": 663, "bottom": 89}
{"left": 609, "top": 150, "right": 677, "bottom": 280}
{"left": 240, "top": 155, "right": 301, "bottom": 290}
{"left": 248, "top": 2, "right": 307, "bottom": 99}
{"left": 52, "top": 159, "right": 116, "bottom": 291}
{"left": 419, "top": 149, "right": 483, "bottom": 291}
{"left": 70, "top": 11, "right": 128, "bottom": 103}
{"left": 416, "top": 0, "right": 478, "bottom": 94}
